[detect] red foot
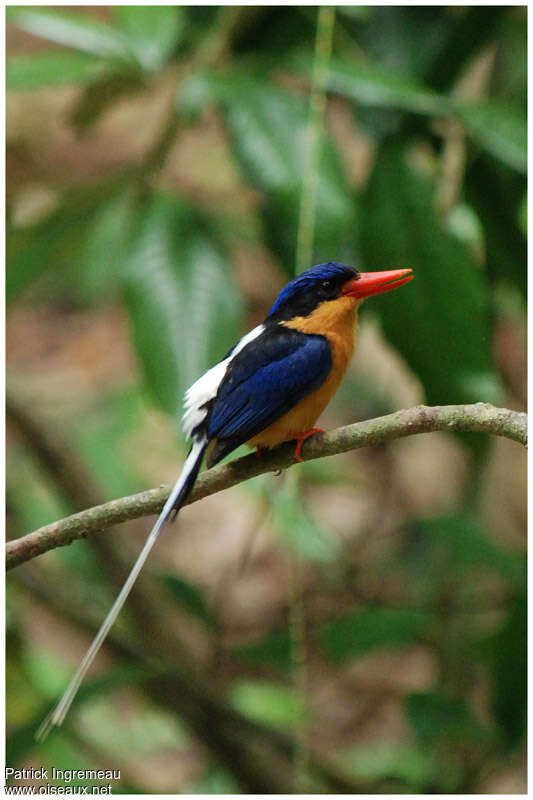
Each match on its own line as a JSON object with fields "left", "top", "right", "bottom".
{"left": 255, "top": 446, "right": 265, "bottom": 458}
{"left": 294, "top": 428, "right": 325, "bottom": 462}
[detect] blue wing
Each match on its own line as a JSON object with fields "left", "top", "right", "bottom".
{"left": 206, "top": 325, "right": 331, "bottom": 462}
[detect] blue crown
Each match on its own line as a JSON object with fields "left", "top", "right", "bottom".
{"left": 268, "top": 262, "right": 357, "bottom": 316}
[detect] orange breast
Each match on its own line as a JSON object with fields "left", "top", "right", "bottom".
{"left": 248, "top": 296, "right": 360, "bottom": 449}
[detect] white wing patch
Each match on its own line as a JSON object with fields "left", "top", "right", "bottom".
{"left": 182, "top": 324, "right": 265, "bottom": 440}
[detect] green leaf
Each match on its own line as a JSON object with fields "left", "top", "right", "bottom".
{"left": 22, "top": 648, "right": 73, "bottom": 700}
{"left": 40, "top": 737, "right": 94, "bottom": 786}
{"left": 406, "top": 691, "right": 489, "bottom": 749}
{"left": 430, "top": 7, "right": 511, "bottom": 92}
{"left": 360, "top": 142, "right": 499, "bottom": 407}
{"left": 444, "top": 202, "right": 484, "bottom": 262}
{"left": 487, "top": 590, "right": 526, "bottom": 746}
{"left": 356, "top": 6, "right": 451, "bottom": 83}
{"left": 8, "top": 9, "right": 137, "bottom": 67}
{"left": 81, "top": 692, "right": 190, "bottom": 755}
{"left": 7, "top": 715, "right": 46, "bottom": 766}
{"left": 176, "top": 72, "right": 214, "bottom": 122}
{"left": 162, "top": 574, "right": 218, "bottom": 630}
{"left": 115, "top": 6, "right": 183, "bottom": 71}
{"left": 518, "top": 193, "right": 527, "bottom": 237}
{"left": 74, "top": 388, "right": 143, "bottom": 500}
{"left": 466, "top": 158, "right": 526, "bottom": 297}
{"left": 339, "top": 741, "right": 436, "bottom": 788}
{"left": 496, "top": 10, "right": 527, "bottom": 108}
{"left": 7, "top": 663, "right": 157, "bottom": 765}
{"left": 272, "top": 481, "right": 341, "bottom": 563}
{"left": 232, "top": 628, "right": 292, "bottom": 671}
{"left": 71, "top": 72, "right": 145, "bottom": 131}
{"left": 122, "top": 192, "right": 243, "bottom": 418}
{"left": 6, "top": 51, "right": 108, "bottom": 89}
{"left": 77, "top": 190, "right": 136, "bottom": 302}
{"left": 319, "top": 607, "right": 428, "bottom": 663}
{"left": 181, "top": 73, "right": 359, "bottom": 273}
{"left": 336, "top": 6, "right": 373, "bottom": 22}
{"left": 7, "top": 445, "right": 71, "bottom": 532}
{"left": 456, "top": 102, "right": 527, "bottom": 174}
{"left": 185, "top": 766, "right": 239, "bottom": 795}
{"left": 414, "top": 515, "right": 525, "bottom": 586}
{"left": 322, "top": 58, "right": 448, "bottom": 116}
{"left": 229, "top": 679, "right": 305, "bottom": 729}
{"left": 7, "top": 182, "right": 125, "bottom": 303}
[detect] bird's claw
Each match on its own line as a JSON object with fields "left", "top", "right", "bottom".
{"left": 294, "top": 428, "right": 325, "bottom": 462}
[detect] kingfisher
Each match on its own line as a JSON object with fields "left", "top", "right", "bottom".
{"left": 38, "top": 261, "right": 413, "bottom": 738}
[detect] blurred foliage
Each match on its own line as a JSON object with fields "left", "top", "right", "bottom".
{"left": 6, "top": 5, "right": 526, "bottom": 794}
{"left": 179, "top": 72, "right": 361, "bottom": 271}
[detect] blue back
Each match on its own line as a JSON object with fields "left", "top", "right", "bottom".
{"left": 207, "top": 325, "right": 332, "bottom": 447}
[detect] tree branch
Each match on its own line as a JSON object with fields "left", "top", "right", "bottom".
{"left": 6, "top": 403, "right": 526, "bottom": 571}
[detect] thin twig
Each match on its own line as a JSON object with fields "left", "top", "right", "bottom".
{"left": 295, "top": 5, "right": 336, "bottom": 275}
{"left": 6, "top": 403, "right": 526, "bottom": 571}
{"left": 292, "top": 7, "right": 336, "bottom": 788}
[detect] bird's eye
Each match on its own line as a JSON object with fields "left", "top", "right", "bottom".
{"left": 319, "top": 279, "right": 336, "bottom": 297}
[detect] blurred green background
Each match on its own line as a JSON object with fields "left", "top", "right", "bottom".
{"left": 6, "top": 5, "right": 526, "bottom": 794}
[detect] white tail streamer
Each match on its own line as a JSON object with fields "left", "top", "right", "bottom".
{"left": 36, "top": 438, "right": 207, "bottom": 741}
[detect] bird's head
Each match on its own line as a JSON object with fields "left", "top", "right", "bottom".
{"left": 266, "top": 262, "right": 413, "bottom": 323}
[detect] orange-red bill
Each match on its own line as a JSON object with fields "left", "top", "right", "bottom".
{"left": 341, "top": 268, "right": 413, "bottom": 299}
